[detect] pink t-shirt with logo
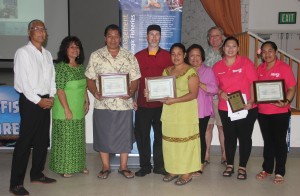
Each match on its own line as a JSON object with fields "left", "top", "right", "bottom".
{"left": 257, "top": 59, "right": 296, "bottom": 114}
{"left": 213, "top": 56, "right": 258, "bottom": 111}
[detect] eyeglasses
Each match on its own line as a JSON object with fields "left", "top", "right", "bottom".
{"left": 30, "top": 27, "right": 47, "bottom": 32}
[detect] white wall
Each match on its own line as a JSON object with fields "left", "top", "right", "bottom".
{"left": 210, "top": 116, "right": 300, "bottom": 147}
{"left": 85, "top": 92, "right": 94, "bottom": 143}
{"left": 249, "top": 0, "right": 300, "bottom": 33}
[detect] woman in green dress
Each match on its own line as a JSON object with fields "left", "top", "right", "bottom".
{"left": 160, "top": 43, "right": 200, "bottom": 185}
{"left": 50, "top": 36, "right": 89, "bottom": 177}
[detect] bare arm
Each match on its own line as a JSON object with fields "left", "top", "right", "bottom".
{"left": 129, "top": 79, "right": 139, "bottom": 98}
{"left": 84, "top": 89, "right": 90, "bottom": 114}
{"left": 273, "top": 86, "right": 296, "bottom": 108}
{"left": 286, "top": 86, "right": 296, "bottom": 103}
{"left": 87, "top": 77, "right": 101, "bottom": 100}
{"left": 57, "top": 89, "right": 72, "bottom": 120}
{"left": 244, "top": 83, "right": 255, "bottom": 110}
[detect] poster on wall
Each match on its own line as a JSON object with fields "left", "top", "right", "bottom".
{"left": 119, "top": 0, "right": 183, "bottom": 54}
{"left": 0, "top": 85, "right": 20, "bottom": 148}
{"left": 119, "top": 0, "right": 183, "bottom": 154}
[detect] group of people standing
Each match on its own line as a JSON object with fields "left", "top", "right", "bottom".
{"left": 9, "top": 19, "right": 296, "bottom": 195}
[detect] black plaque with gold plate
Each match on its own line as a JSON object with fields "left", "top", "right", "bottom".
{"left": 227, "top": 90, "right": 245, "bottom": 113}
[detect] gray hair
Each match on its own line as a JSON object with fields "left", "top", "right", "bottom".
{"left": 28, "top": 19, "right": 44, "bottom": 30}
{"left": 206, "top": 26, "right": 225, "bottom": 46}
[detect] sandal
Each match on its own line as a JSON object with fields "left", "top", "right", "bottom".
{"left": 237, "top": 168, "right": 247, "bottom": 180}
{"left": 60, "top": 173, "right": 73, "bottom": 178}
{"left": 82, "top": 168, "right": 89, "bottom": 174}
{"left": 223, "top": 166, "right": 234, "bottom": 177}
{"left": 204, "top": 160, "right": 210, "bottom": 166}
{"left": 118, "top": 169, "right": 134, "bottom": 179}
{"left": 163, "top": 174, "right": 179, "bottom": 182}
{"left": 221, "top": 160, "right": 227, "bottom": 166}
{"left": 175, "top": 177, "right": 193, "bottom": 185}
{"left": 256, "top": 171, "right": 271, "bottom": 180}
{"left": 97, "top": 170, "right": 111, "bottom": 179}
{"left": 273, "top": 174, "right": 284, "bottom": 184}
{"left": 192, "top": 170, "right": 203, "bottom": 177}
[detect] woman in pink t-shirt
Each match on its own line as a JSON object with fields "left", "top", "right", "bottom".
{"left": 255, "top": 41, "right": 296, "bottom": 184}
{"left": 213, "top": 37, "right": 258, "bottom": 180}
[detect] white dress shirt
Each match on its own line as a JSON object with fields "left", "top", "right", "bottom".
{"left": 14, "top": 41, "right": 56, "bottom": 104}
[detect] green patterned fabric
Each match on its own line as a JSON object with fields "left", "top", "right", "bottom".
{"left": 50, "top": 62, "right": 87, "bottom": 174}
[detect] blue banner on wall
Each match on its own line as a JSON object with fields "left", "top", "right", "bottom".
{"left": 119, "top": 0, "right": 183, "bottom": 155}
{"left": 119, "top": 0, "right": 183, "bottom": 54}
{"left": 0, "top": 86, "right": 20, "bottom": 147}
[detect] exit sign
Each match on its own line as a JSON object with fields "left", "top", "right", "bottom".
{"left": 278, "top": 12, "right": 297, "bottom": 24}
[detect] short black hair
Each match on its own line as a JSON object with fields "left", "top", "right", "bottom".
{"left": 104, "top": 24, "right": 122, "bottom": 37}
{"left": 57, "top": 36, "right": 84, "bottom": 64}
{"left": 261, "top": 41, "right": 278, "bottom": 51}
{"left": 170, "top": 43, "right": 186, "bottom": 54}
{"left": 147, "top": 24, "right": 161, "bottom": 34}
{"left": 222, "top": 36, "right": 239, "bottom": 47}
{"left": 185, "top": 44, "right": 205, "bottom": 63}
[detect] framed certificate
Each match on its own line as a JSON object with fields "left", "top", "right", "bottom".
{"left": 227, "top": 90, "right": 245, "bottom": 113}
{"left": 254, "top": 79, "right": 286, "bottom": 103}
{"left": 145, "top": 76, "right": 176, "bottom": 102}
{"left": 98, "top": 73, "right": 129, "bottom": 98}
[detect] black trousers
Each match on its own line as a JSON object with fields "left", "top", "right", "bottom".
{"left": 199, "top": 116, "right": 210, "bottom": 164}
{"left": 10, "top": 94, "right": 50, "bottom": 187}
{"left": 258, "top": 112, "right": 290, "bottom": 176}
{"left": 134, "top": 107, "right": 164, "bottom": 170}
{"left": 219, "top": 108, "right": 257, "bottom": 167}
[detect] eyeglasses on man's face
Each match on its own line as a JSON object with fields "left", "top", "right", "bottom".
{"left": 30, "top": 27, "right": 47, "bottom": 32}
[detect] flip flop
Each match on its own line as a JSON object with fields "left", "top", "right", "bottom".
{"left": 60, "top": 173, "right": 73, "bottom": 178}
{"left": 256, "top": 171, "right": 271, "bottom": 180}
{"left": 118, "top": 169, "right": 134, "bottom": 179}
{"left": 97, "top": 170, "right": 111, "bottom": 179}
{"left": 175, "top": 177, "right": 192, "bottom": 185}
{"left": 221, "top": 160, "right": 227, "bottom": 165}
{"left": 82, "top": 168, "right": 89, "bottom": 174}
{"left": 273, "top": 174, "right": 284, "bottom": 184}
{"left": 204, "top": 160, "right": 210, "bottom": 166}
{"left": 192, "top": 170, "right": 203, "bottom": 177}
{"left": 163, "top": 174, "right": 179, "bottom": 182}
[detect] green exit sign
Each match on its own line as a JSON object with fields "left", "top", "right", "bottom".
{"left": 278, "top": 12, "right": 297, "bottom": 24}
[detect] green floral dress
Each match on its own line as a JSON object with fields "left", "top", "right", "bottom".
{"left": 50, "top": 62, "right": 87, "bottom": 174}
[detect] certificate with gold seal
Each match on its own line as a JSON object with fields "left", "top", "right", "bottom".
{"left": 99, "top": 73, "right": 129, "bottom": 97}
{"left": 227, "top": 90, "right": 245, "bottom": 113}
{"left": 145, "top": 76, "right": 176, "bottom": 102}
{"left": 254, "top": 80, "right": 285, "bottom": 103}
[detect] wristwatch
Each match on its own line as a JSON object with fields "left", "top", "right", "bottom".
{"left": 285, "top": 98, "right": 291, "bottom": 104}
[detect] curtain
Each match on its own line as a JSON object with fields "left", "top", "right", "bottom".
{"left": 200, "top": 0, "right": 242, "bottom": 36}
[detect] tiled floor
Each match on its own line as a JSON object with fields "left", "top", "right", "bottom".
{"left": 0, "top": 152, "right": 300, "bottom": 196}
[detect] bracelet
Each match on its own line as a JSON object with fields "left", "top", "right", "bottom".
{"left": 285, "top": 98, "right": 291, "bottom": 104}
